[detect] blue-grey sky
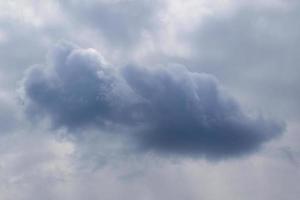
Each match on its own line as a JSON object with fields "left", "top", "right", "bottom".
{"left": 0, "top": 0, "right": 300, "bottom": 199}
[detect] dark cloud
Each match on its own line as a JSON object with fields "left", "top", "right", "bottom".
{"left": 122, "top": 65, "right": 283, "bottom": 159}
{"left": 20, "top": 42, "right": 284, "bottom": 159}
{"left": 21, "top": 42, "right": 140, "bottom": 129}
{"left": 59, "top": 0, "right": 164, "bottom": 47}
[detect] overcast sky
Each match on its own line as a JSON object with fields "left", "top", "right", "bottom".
{"left": 0, "top": 0, "right": 300, "bottom": 199}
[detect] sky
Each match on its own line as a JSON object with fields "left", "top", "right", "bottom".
{"left": 0, "top": 0, "right": 300, "bottom": 199}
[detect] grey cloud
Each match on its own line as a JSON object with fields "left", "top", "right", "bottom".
{"left": 20, "top": 42, "right": 284, "bottom": 159}
{"left": 21, "top": 42, "right": 139, "bottom": 129}
{"left": 122, "top": 64, "right": 283, "bottom": 159}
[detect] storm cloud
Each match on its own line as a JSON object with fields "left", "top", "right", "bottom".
{"left": 20, "top": 42, "right": 284, "bottom": 159}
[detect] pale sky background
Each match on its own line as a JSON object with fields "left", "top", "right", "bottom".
{"left": 0, "top": 0, "right": 300, "bottom": 199}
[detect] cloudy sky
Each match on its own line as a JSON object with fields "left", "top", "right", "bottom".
{"left": 0, "top": 0, "right": 300, "bottom": 199}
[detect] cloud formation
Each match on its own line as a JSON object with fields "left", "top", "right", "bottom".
{"left": 122, "top": 65, "right": 283, "bottom": 158}
{"left": 20, "top": 42, "right": 284, "bottom": 159}
{"left": 20, "top": 42, "right": 137, "bottom": 129}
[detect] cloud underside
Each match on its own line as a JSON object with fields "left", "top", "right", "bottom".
{"left": 21, "top": 42, "right": 284, "bottom": 159}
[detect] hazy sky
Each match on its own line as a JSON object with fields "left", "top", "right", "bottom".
{"left": 0, "top": 0, "right": 300, "bottom": 199}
